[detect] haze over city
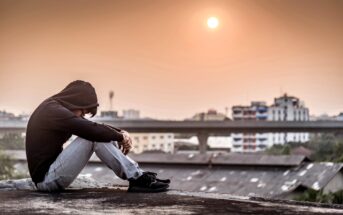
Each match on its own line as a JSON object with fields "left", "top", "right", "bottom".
{"left": 1, "top": 0, "right": 342, "bottom": 119}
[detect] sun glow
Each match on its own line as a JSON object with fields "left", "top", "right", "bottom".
{"left": 207, "top": 17, "right": 219, "bottom": 29}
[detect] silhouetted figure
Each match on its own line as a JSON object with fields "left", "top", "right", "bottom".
{"left": 26, "top": 80, "right": 170, "bottom": 192}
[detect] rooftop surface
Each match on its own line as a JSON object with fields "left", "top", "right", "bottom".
{"left": 1, "top": 188, "right": 343, "bottom": 214}
{"left": 1, "top": 178, "right": 343, "bottom": 215}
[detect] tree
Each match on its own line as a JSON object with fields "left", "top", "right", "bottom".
{"left": 0, "top": 150, "right": 14, "bottom": 180}
{"left": 294, "top": 189, "right": 343, "bottom": 204}
{"left": 265, "top": 144, "right": 290, "bottom": 155}
{"left": 306, "top": 134, "right": 343, "bottom": 162}
{"left": 0, "top": 132, "right": 25, "bottom": 150}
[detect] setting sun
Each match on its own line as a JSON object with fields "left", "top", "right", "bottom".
{"left": 207, "top": 17, "right": 219, "bottom": 29}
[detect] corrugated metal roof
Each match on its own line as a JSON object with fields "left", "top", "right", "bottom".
{"left": 5, "top": 150, "right": 342, "bottom": 198}
{"left": 80, "top": 162, "right": 343, "bottom": 198}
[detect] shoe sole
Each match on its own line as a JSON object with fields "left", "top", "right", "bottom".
{"left": 157, "top": 179, "right": 171, "bottom": 184}
{"left": 128, "top": 184, "right": 169, "bottom": 193}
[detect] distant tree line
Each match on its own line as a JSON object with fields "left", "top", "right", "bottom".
{"left": 294, "top": 189, "right": 343, "bottom": 204}
{"left": 265, "top": 133, "right": 343, "bottom": 162}
{"left": 0, "top": 132, "right": 25, "bottom": 150}
{"left": 0, "top": 151, "right": 15, "bottom": 180}
{"left": 0, "top": 132, "right": 26, "bottom": 180}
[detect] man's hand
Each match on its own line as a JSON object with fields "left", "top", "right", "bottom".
{"left": 119, "top": 130, "right": 132, "bottom": 155}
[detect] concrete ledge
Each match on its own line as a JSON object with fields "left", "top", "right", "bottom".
{"left": 1, "top": 178, "right": 343, "bottom": 214}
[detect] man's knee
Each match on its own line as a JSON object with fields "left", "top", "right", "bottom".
{"left": 72, "top": 137, "right": 95, "bottom": 151}
{"left": 94, "top": 141, "right": 119, "bottom": 151}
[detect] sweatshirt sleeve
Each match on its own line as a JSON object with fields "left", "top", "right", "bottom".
{"left": 46, "top": 102, "right": 124, "bottom": 142}
{"left": 57, "top": 116, "right": 124, "bottom": 142}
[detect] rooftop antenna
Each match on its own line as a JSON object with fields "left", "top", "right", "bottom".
{"left": 109, "top": 91, "right": 114, "bottom": 111}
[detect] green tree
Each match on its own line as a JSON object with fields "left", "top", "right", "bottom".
{"left": 294, "top": 189, "right": 343, "bottom": 204}
{"left": 0, "top": 132, "right": 25, "bottom": 150}
{"left": 0, "top": 150, "right": 14, "bottom": 180}
{"left": 306, "top": 134, "right": 343, "bottom": 162}
{"left": 265, "top": 144, "right": 290, "bottom": 155}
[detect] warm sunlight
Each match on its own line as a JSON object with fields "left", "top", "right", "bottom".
{"left": 207, "top": 17, "right": 219, "bottom": 29}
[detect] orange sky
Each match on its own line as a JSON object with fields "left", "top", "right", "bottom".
{"left": 1, "top": 0, "right": 342, "bottom": 119}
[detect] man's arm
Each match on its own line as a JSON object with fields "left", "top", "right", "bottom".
{"left": 103, "top": 124, "right": 133, "bottom": 155}
{"left": 55, "top": 116, "right": 124, "bottom": 143}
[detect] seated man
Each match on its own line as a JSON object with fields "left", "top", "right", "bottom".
{"left": 25, "top": 80, "right": 170, "bottom": 192}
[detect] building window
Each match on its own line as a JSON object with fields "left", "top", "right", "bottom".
{"left": 160, "top": 136, "right": 164, "bottom": 139}
{"left": 143, "top": 136, "right": 148, "bottom": 140}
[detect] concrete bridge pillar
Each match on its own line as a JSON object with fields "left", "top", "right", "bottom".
{"left": 197, "top": 132, "right": 209, "bottom": 154}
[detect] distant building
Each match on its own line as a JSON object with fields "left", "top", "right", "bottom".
{"left": 188, "top": 109, "right": 229, "bottom": 121}
{"left": 336, "top": 113, "right": 343, "bottom": 121}
{"left": 267, "top": 94, "right": 309, "bottom": 145}
{"left": 100, "top": 110, "right": 120, "bottom": 119}
{"left": 123, "top": 109, "right": 140, "bottom": 120}
{"left": 268, "top": 95, "right": 309, "bottom": 121}
{"left": 174, "top": 136, "right": 232, "bottom": 152}
{"left": 310, "top": 114, "right": 336, "bottom": 121}
{"left": 0, "top": 111, "right": 17, "bottom": 121}
{"left": 232, "top": 94, "right": 310, "bottom": 153}
{"left": 93, "top": 109, "right": 172, "bottom": 154}
{"left": 231, "top": 101, "right": 270, "bottom": 152}
{"left": 130, "top": 133, "right": 174, "bottom": 154}
{"left": 232, "top": 101, "right": 268, "bottom": 121}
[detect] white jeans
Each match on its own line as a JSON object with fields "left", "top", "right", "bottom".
{"left": 36, "top": 137, "right": 143, "bottom": 192}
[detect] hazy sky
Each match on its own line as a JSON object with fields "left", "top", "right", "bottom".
{"left": 1, "top": 0, "right": 342, "bottom": 119}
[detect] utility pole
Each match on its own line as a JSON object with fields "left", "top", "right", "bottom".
{"left": 109, "top": 91, "right": 114, "bottom": 111}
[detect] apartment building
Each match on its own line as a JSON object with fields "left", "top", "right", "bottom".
{"left": 231, "top": 94, "right": 310, "bottom": 153}
{"left": 131, "top": 133, "right": 174, "bottom": 154}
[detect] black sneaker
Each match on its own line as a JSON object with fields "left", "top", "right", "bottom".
{"left": 144, "top": 171, "right": 171, "bottom": 184}
{"left": 128, "top": 172, "right": 169, "bottom": 193}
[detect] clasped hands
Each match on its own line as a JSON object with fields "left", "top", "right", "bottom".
{"left": 118, "top": 130, "right": 133, "bottom": 155}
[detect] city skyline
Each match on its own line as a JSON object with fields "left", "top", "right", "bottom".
{"left": 1, "top": 0, "right": 342, "bottom": 120}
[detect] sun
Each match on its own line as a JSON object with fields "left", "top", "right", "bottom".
{"left": 207, "top": 17, "right": 219, "bottom": 29}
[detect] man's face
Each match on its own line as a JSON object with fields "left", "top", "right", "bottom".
{"left": 73, "top": 109, "right": 90, "bottom": 118}
{"left": 81, "top": 109, "right": 91, "bottom": 118}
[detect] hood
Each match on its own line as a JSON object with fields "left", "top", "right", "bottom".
{"left": 51, "top": 80, "right": 99, "bottom": 110}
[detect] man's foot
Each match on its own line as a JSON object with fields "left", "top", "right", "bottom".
{"left": 144, "top": 171, "right": 171, "bottom": 184}
{"left": 128, "top": 172, "right": 169, "bottom": 193}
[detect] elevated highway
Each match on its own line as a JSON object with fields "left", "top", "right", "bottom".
{"left": 1, "top": 120, "right": 343, "bottom": 153}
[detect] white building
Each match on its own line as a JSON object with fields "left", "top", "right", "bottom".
{"left": 268, "top": 95, "right": 309, "bottom": 121}
{"left": 337, "top": 113, "right": 343, "bottom": 121}
{"left": 131, "top": 133, "right": 174, "bottom": 154}
{"left": 231, "top": 94, "right": 310, "bottom": 153}
{"left": 123, "top": 109, "right": 140, "bottom": 120}
{"left": 188, "top": 109, "right": 229, "bottom": 121}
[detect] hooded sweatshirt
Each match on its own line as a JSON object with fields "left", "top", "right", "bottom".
{"left": 26, "top": 80, "right": 124, "bottom": 184}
